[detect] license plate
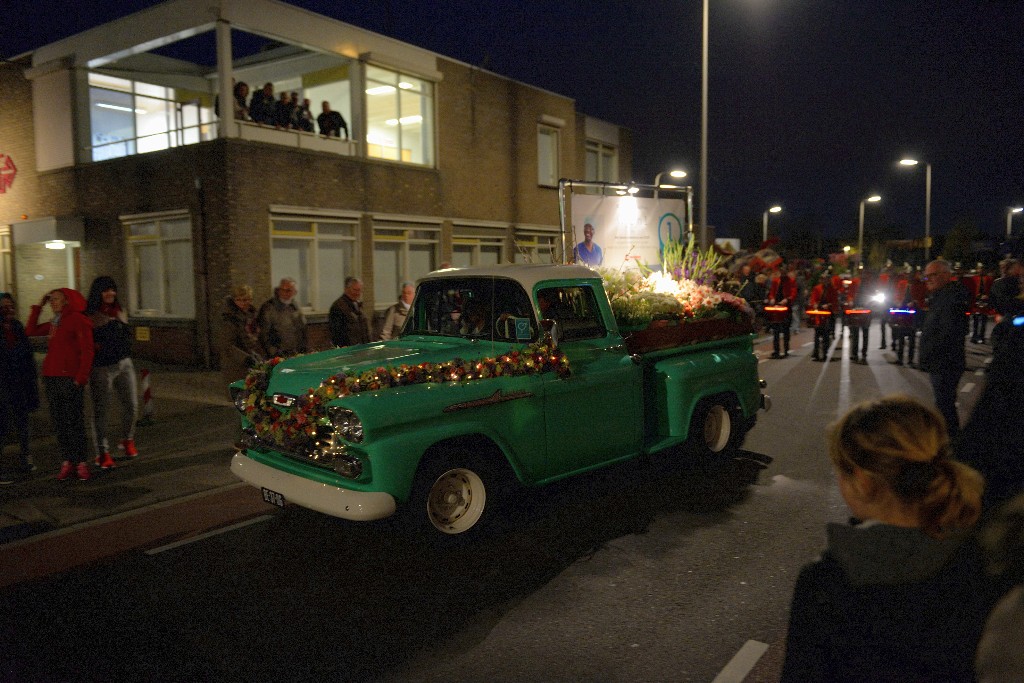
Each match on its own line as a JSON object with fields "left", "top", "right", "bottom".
{"left": 261, "top": 487, "right": 286, "bottom": 508}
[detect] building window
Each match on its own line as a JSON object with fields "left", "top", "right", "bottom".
{"left": 585, "top": 140, "right": 618, "bottom": 182}
{"left": 364, "top": 65, "right": 435, "bottom": 166}
{"left": 452, "top": 226, "right": 506, "bottom": 268}
{"left": 0, "top": 227, "right": 12, "bottom": 294}
{"left": 537, "top": 125, "right": 560, "bottom": 187}
{"left": 270, "top": 217, "right": 359, "bottom": 312}
{"left": 88, "top": 72, "right": 215, "bottom": 162}
{"left": 373, "top": 225, "right": 439, "bottom": 309}
{"left": 124, "top": 214, "right": 195, "bottom": 317}
{"left": 513, "top": 229, "right": 561, "bottom": 264}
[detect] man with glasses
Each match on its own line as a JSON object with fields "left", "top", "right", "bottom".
{"left": 918, "top": 260, "right": 970, "bottom": 436}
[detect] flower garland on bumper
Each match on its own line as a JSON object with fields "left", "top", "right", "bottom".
{"left": 239, "top": 337, "right": 571, "bottom": 453}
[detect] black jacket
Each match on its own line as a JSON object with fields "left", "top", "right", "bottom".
{"left": 328, "top": 295, "right": 370, "bottom": 347}
{"left": 919, "top": 281, "right": 970, "bottom": 372}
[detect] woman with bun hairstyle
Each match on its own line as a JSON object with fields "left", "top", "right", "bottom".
{"left": 781, "top": 395, "right": 1002, "bottom": 682}
{"left": 85, "top": 276, "right": 139, "bottom": 469}
{"left": 26, "top": 288, "right": 94, "bottom": 481}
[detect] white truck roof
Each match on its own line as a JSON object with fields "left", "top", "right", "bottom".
{"left": 421, "top": 263, "right": 602, "bottom": 292}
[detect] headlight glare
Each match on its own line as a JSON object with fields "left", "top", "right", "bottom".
{"left": 328, "top": 406, "right": 364, "bottom": 443}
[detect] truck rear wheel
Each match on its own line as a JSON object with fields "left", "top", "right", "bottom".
{"left": 689, "top": 400, "right": 734, "bottom": 456}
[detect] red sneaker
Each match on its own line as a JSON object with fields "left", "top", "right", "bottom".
{"left": 57, "top": 461, "right": 74, "bottom": 480}
{"left": 76, "top": 462, "right": 91, "bottom": 481}
{"left": 121, "top": 439, "right": 138, "bottom": 458}
{"left": 97, "top": 452, "right": 116, "bottom": 470}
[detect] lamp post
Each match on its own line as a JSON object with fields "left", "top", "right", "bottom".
{"left": 1007, "top": 207, "right": 1023, "bottom": 238}
{"left": 899, "top": 158, "right": 931, "bottom": 261}
{"left": 699, "top": 0, "right": 709, "bottom": 249}
{"left": 762, "top": 205, "right": 782, "bottom": 244}
{"left": 858, "top": 195, "right": 882, "bottom": 271}
{"left": 653, "top": 169, "right": 687, "bottom": 198}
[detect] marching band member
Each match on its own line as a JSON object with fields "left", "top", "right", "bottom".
{"left": 808, "top": 276, "right": 839, "bottom": 362}
{"left": 768, "top": 265, "right": 799, "bottom": 359}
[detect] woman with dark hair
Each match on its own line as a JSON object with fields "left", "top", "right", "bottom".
{"left": 0, "top": 293, "right": 39, "bottom": 483}
{"left": 26, "top": 288, "right": 94, "bottom": 480}
{"left": 781, "top": 395, "right": 1003, "bottom": 682}
{"left": 85, "top": 276, "right": 139, "bottom": 470}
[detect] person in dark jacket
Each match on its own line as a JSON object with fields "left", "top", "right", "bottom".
{"left": 988, "top": 258, "right": 1024, "bottom": 354}
{"left": 85, "top": 276, "right": 139, "bottom": 469}
{"left": 328, "top": 276, "right": 370, "bottom": 347}
{"left": 220, "top": 284, "right": 262, "bottom": 385}
{"left": 781, "top": 395, "right": 1001, "bottom": 682}
{"left": 919, "top": 260, "right": 971, "bottom": 437}
{"left": 0, "top": 293, "right": 39, "bottom": 482}
{"left": 256, "top": 278, "right": 307, "bottom": 358}
{"left": 26, "top": 288, "right": 94, "bottom": 481}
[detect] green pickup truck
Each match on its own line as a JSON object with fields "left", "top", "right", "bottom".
{"left": 230, "top": 264, "right": 769, "bottom": 535}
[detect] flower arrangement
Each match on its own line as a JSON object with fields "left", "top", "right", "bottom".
{"left": 238, "top": 337, "right": 571, "bottom": 454}
{"left": 598, "top": 235, "right": 752, "bottom": 330}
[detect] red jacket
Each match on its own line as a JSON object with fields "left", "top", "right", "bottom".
{"left": 769, "top": 276, "right": 798, "bottom": 304}
{"left": 26, "top": 288, "right": 94, "bottom": 385}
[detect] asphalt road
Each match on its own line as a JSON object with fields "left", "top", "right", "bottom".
{"left": 0, "top": 330, "right": 992, "bottom": 682}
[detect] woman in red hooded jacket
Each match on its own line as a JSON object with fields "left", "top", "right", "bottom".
{"left": 26, "top": 288, "right": 95, "bottom": 480}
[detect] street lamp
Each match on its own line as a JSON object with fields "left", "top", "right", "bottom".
{"left": 1007, "top": 207, "right": 1023, "bottom": 238}
{"left": 653, "top": 169, "right": 687, "bottom": 198}
{"left": 899, "top": 158, "right": 932, "bottom": 261}
{"left": 699, "top": 0, "right": 709, "bottom": 249}
{"left": 858, "top": 195, "right": 882, "bottom": 271}
{"left": 762, "top": 205, "right": 782, "bottom": 244}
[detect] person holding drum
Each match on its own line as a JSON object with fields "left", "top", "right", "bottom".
{"left": 808, "top": 276, "right": 839, "bottom": 361}
{"left": 767, "top": 265, "right": 799, "bottom": 359}
{"left": 844, "top": 274, "right": 874, "bottom": 364}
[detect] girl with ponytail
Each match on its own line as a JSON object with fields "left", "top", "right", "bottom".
{"left": 781, "top": 395, "right": 1004, "bottom": 682}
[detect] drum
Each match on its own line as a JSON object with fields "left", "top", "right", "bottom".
{"left": 805, "top": 309, "right": 832, "bottom": 328}
{"left": 888, "top": 308, "right": 916, "bottom": 329}
{"left": 764, "top": 305, "right": 791, "bottom": 325}
{"left": 844, "top": 308, "right": 873, "bottom": 327}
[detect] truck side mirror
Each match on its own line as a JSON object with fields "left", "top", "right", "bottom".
{"left": 540, "top": 319, "right": 559, "bottom": 347}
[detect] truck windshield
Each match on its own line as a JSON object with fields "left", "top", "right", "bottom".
{"left": 403, "top": 277, "right": 537, "bottom": 342}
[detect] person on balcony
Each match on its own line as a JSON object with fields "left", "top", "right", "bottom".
{"left": 317, "top": 101, "right": 348, "bottom": 140}
{"left": 249, "top": 82, "right": 276, "bottom": 125}
{"left": 274, "top": 91, "right": 296, "bottom": 130}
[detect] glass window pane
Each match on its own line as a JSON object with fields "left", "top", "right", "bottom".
{"left": 537, "top": 126, "right": 558, "bottom": 186}
{"left": 273, "top": 220, "right": 313, "bottom": 235}
{"left": 129, "top": 222, "right": 158, "bottom": 238}
{"left": 408, "top": 243, "right": 436, "bottom": 282}
{"left": 89, "top": 73, "right": 131, "bottom": 91}
{"left": 135, "top": 82, "right": 166, "bottom": 98}
{"left": 317, "top": 241, "right": 353, "bottom": 311}
{"left": 585, "top": 149, "right": 598, "bottom": 181}
{"left": 374, "top": 242, "right": 401, "bottom": 305}
{"left": 134, "top": 243, "right": 162, "bottom": 312}
{"left": 452, "top": 245, "right": 473, "bottom": 268}
{"left": 162, "top": 219, "right": 191, "bottom": 240}
{"left": 317, "top": 222, "right": 355, "bottom": 237}
{"left": 272, "top": 239, "right": 310, "bottom": 307}
{"left": 480, "top": 245, "right": 502, "bottom": 266}
{"left": 91, "top": 87, "right": 135, "bottom": 161}
{"left": 136, "top": 95, "right": 172, "bottom": 153}
{"left": 165, "top": 241, "right": 195, "bottom": 316}
{"left": 601, "top": 150, "right": 616, "bottom": 182}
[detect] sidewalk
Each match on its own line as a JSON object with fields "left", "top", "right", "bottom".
{"left": 0, "top": 363, "right": 243, "bottom": 545}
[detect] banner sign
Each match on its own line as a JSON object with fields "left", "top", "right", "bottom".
{"left": 0, "top": 154, "right": 16, "bottom": 193}
{"left": 570, "top": 195, "right": 688, "bottom": 271}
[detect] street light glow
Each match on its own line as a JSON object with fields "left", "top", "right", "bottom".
{"left": 899, "top": 159, "right": 919, "bottom": 166}
{"left": 769, "top": 205, "right": 782, "bottom": 213}
{"left": 867, "top": 195, "right": 881, "bottom": 203}
{"left": 897, "top": 157, "right": 932, "bottom": 260}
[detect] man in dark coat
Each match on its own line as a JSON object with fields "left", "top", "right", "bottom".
{"left": 919, "top": 259, "right": 970, "bottom": 437}
{"left": 328, "top": 277, "right": 370, "bottom": 347}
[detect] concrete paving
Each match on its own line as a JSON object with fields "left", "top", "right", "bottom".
{"left": 0, "top": 362, "right": 243, "bottom": 544}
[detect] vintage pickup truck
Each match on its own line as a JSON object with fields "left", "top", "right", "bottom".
{"left": 229, "top": 264, "right": 769, "bottom": 536}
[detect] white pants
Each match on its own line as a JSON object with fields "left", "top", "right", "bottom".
{"left": 89, "top": 357, "right": 139, "bottom": 455}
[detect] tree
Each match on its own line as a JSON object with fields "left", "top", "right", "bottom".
{"left": 942, "top": 217, "right": 979, "bottom": 266}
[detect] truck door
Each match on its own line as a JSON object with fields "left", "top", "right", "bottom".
{"left": 538, "top": 285, "right": 642, "bottom": 477}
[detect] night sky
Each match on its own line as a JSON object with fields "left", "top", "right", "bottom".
{"left": 4, "top": 0, "right": 1023, "bottom": 245}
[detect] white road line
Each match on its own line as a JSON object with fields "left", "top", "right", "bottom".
{"left": 712, "top": 640, "right": 769, "bottom": 683}
{"left": 802, "top": 342, "right": 814, "bottom": 347}
{"left": 145, "top": 515, "right": 274, "bottom": 555}
{"left": 960, "top": 382, "right": 976, "bottom": 394}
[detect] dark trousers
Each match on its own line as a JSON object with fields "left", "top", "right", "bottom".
{"left": 772, "top": 321, "right": 791, "bottom": 355}
{"left": 0, "top": 397, "right": 31, "bottom": 467}
{"left": 895, "top": 329, "right": 916, "bottom": 363}
{"left": 929, "top": 368, "right": 962, "bottom": 438}
{"left": 813, "top": 326, "right": 830, "bottom": 358}
{"left": 43, "top": 376, "right": 88, "bottom": 464}
{"left": 970, "top": 313, "right": 988, "bottom": 342}
{"left": 848, "top": 325, "right": 869, "bottom": 359}
{"left": 878, "top": 317, "right": 888, "bottom": 347}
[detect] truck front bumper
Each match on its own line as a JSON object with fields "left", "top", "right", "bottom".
{"left": 230, "top": 452, "right": 396, "bottom": 522}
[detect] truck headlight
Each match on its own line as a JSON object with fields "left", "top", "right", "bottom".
{"left": 230, "top": 385, "right": 245, "bottom": 413}
{"left": 328, "top": 407, "right": 364, "bottom": 443}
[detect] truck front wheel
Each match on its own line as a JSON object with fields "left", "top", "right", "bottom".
{"left": 409, "top": 453, "right": 502, "bottom": 536}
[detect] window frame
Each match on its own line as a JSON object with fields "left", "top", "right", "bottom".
{"left": 123, "top": 211, "right": 196, "bottom": 319}
{"left": 269, "top": 215, "right": 360, "bottom": 313}
{"left": 537, "top": 124, "right": 560, "bottom": 188}
{"left": 363, "top": 64, "right": 436, "bottom": 167}
{"left": 372, "top": 223, "right": 441, "bottom": 311}
{"left": 585, "top": 140, "right": 618, "bottom": 182}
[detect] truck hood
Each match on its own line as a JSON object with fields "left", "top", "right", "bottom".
{"left": 265, "top": 337, "right": 519, "bottom": 397}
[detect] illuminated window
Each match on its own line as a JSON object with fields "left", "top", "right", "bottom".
{"left": 364, "top": 65, "right": 435, "bottom": 166}
{"left": 124, "top": 213, "right": 195, "bottom": 317}
{"left": 373, "top": 225, "right": 440, "bottom": 309}
{"left": 270, "top": 217, "right": 359, "bottom": 312}
{"left": 88, "top": 72, "right": 215, "bottom": 162}
{"left": 537, "top": 125, "right": 559, "bottom": 187}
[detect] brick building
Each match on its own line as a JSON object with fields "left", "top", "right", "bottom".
{"left": 0, "top": 0, "right": 631, "bottom": 366}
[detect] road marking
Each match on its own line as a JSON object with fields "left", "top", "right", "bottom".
{"left": 802, "top": 342, "right": 813, "bottom": 347}
{"left": 975, "top": 369, "right": 985, "bottom": 376}
{"left": 960, "top": 382, "right": 975, "bottom": 394}
{"left": 712, "top": 640, "right": 769, "bottom": 683}
{"left": 145, "top": 515, "right": 274, "bottom": 555}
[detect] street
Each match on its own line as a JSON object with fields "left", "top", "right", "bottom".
{"left": 0, "top": 331, "right": 992, "bottom": 682}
